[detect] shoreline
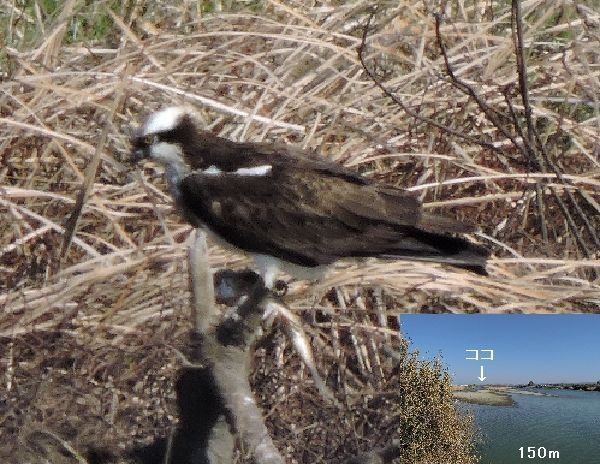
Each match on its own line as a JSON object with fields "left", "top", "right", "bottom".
{"left": 453, "top": 383, "right": 600, "bottom": 406}
{"left": 452, "top": 389, "right": 514, "bottom": 406}
{"left": 520, "top": 383, "right": 600, "bottom": 392}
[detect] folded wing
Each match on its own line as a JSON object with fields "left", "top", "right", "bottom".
{"left": 179, "top": 163, "right": 489, "bottom": 274}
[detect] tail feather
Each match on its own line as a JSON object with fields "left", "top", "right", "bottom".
{"left": 382, "top": 228, "right": 490, "bottom": 275}
{"left": 382, "top": 251, "right": 489, "bottom": 275}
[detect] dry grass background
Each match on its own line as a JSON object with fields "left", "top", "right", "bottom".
{"left": 0, "top": 0, "right": 599, "bottom": 462}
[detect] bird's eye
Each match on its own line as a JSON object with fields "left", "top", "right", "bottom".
{"left": 143, "top": 134, "right": 158, "bottom": 145}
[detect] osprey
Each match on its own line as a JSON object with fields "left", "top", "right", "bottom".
{"left": 131, "top": 107, "right": 490, "bottom": 287}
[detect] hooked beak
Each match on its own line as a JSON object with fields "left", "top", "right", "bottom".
{"left": 129, "top": 127, "right": 148, "bottom": 163}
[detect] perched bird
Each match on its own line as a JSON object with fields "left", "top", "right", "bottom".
{"left": 131, "top": 106, "right": 490, "bottom": 288}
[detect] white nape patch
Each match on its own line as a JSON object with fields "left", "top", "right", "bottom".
{"left": 199, "top": 165, "right": 272, "bottom": 177}
{"left": 144, "top": 107, "right": 186, "bottom": 135}
{"left": 235, "top": 165, "right": 272, "bottom": 176}
{"left": 203, "top": 166, "right": 222, "bottom": 175}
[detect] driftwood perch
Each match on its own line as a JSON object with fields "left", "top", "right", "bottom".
{"left": 184, "top": 226, "right": 285, "bottom": 464}
{"left": 172, "top": 229, "right": 406, "bottom": 464}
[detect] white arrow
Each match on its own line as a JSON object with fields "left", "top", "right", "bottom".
{"left": 478, "top": 365, "right": 486, "bottom": 382}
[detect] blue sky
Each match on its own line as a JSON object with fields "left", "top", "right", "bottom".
{"left": 400, "top": 315, "right": 600, "bottom": 385}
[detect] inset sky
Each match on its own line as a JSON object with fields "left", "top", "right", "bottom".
{"left": 400, "top": 315, "right": 600, "bottom": 385}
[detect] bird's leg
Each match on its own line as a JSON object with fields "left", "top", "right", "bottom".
{"left": 214, "top": 269, "right": 337, "bottom": 406}
{"left": 212, "top": 269, "right": 269, "bottom": 345}
{"left": 214, "top": 268, "right": 263, "bottom": 307}
{"left": 253, "top": 254, "right": 287, "bottom": 295}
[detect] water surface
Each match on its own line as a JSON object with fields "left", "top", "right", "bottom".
{"left": 458, "top": 388, "right": 600, "bottom": 464}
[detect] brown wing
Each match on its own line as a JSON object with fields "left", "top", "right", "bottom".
{"left": 181, "top": 129, "right": 371, "bottom": 186}
{"left": 178, "top": 163, "right": 430, "bottom": 267}
{"left": 177, "top": 130, "right": 488, "bottom": 273}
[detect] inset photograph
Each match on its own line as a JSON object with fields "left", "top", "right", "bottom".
{"left": 402, "top": 314, "right": 600, "bottom": 464}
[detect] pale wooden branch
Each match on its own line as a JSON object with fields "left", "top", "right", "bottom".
{"left": 188, "top": 230, "right": 217, "bottom": 334}
{"left": 187, "top": 238, "right": 284, "bottom": 464}
{"left": 208, "top": 340, "right": 284, "bottom": 464}
{"left": 209, "top": 275, "right": 285, "bottom": 464}
{"left": 186, "top": 255, "right": 397, "bottom": 464}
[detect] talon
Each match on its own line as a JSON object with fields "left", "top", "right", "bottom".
{"left": 272, "top": 280, "right": 288, "bottom": 297}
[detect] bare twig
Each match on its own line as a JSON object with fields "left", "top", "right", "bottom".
{"left": 509, "top": 0, "right": 600, "bottom": 254}
{"left": 58, "top": 66, "right": 129, "bottom": 265}
{"left": 433, "top": 13, "right": 532, "bottom": 164}
{"left": 511, "top": 0, "right": 535, "bottom": 155}
{"left": 358, "top": 9, "right": 507, "bottom": 156}
{"left": 26, "top": 429, "right": 89, "bottom": 464}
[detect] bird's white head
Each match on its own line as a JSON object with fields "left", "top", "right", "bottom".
{"left": 130, "top": 106, "right": 190, "bottom": 165}
{"left": 143, "top": 106, "right": 187, "bottom": 136}
{"left": 131, "top": 106, "right": 195, "bottom": 193}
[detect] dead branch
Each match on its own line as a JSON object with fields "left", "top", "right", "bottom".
{"left": 189, "top": 230, "right": 217, "bottom": 334}
{"left": 511, "top": 0, "right": 535, "bottom": 154}
{"left": 58, "top": 66, "right": 129, "bottom": 267}
{"left": 188, "top": 263, "right": 284, "bottom": 464}
{"left": 357, "top": 8, "right": 507, "bottom": 157}
{"left": 179, "top": 260, "right": 406, "bottom": 464}
{"left": 433, "top": 13, "right": 533, "bottom": 166}
{"left": 509, "top": 0, "right": 600, "bottom": 255}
